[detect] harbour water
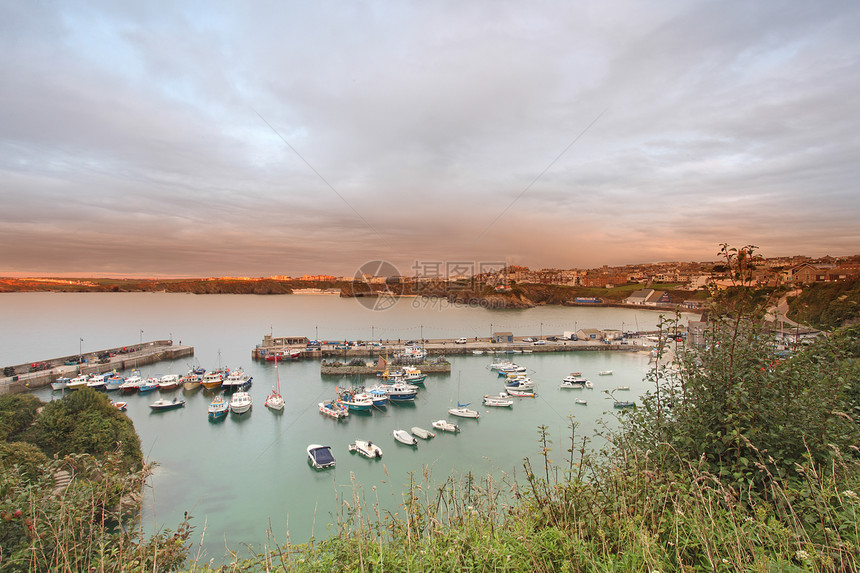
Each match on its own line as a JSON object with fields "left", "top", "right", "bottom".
{"left": 2, "top": 293, "right": 694, "bottom": 560}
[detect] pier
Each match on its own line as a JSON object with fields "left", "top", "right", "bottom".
{"left": 0, "top": 340, "right": 194, "bottom": 395}
{"left": 254, "top": 335, "right": 655, "bottom": 359}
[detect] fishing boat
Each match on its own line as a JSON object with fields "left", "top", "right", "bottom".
{"left": 264, "top": 361, "right": 285, "bottom": 411}
{"left": 86, "top": 374, "right": 108, "bottom": 391}
{"left": 431, "top": 419, "right": 460, "bottom": 433}
{"left": 149, "top": 397, "right": 186, "bottom": 411}
{"left": 158, "top": 374, "right": 181, "bottom": 391}
{"left": 575, "top": 399, "right": 588, "bottom": 405}
{"left": 337, "top": 387, "right": 374, "bottom": 411}
{"left": 138, "top": 378, "right": 159, "bottom": 393}
{"left": 307, "top": 444, "right": 336, "bottom": 469}
{"left": 51, "top": 377, "right": 70, "bottom": 391}
{"left": 66, "top": 375, "right": 89, "bottom": 391}
{"left": 398, "top": 366, "right": 426, "bottom": 384}
{"left": 497, "top": 364, "right": 527, "bottom": 377}
{"left": 266, "top": 348, "right": 301, "bottom": 361}
{"left": 364, "top": 386, "right": 389, "bottom": 407}
{"left": 104, "top": 374, "right": 124, "bottom": 392}
{"left": 180, "top": 373, "right": 202, "bottom": 391}
{"left": 384, "top": 383, "right": 418, "bottom": 401}
{"left": 482, "top": 393, "right": 514, "bottom": 407}
{"left": 613, "top": 401, "right": 636, "bottom": 409}
{"left": 559, "top": 380, "right": 585, "bottom": 389}
{"left": 348, "top": 440, "right": 383, "bottom": 459}
{"left": 319, "top": 399, "right": 349, "bottom": 419}
{"left": 599, "top": 370, "right": 613, "bottom": 376}
{"left": 229, "top": 391, "right": 252, "bottom": 414}
{"left": 200, "top": 371, "right": 226, "bottom": 390}
{"left": 208, "top": 394, "right": 229, "bottom": 421}
{"left": 411, "top": 426, "right": 436, "bottom": 439}
{"left": 222, "top": 369, "right": 252, "bottom": 392}
{"left": 393, "top": 429, "right": 418, "bottom": 446}
{"left": 119, "top": 375, "right": 142, "bottom": 393}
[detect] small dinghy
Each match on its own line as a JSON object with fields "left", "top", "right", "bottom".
{"left": 482, "top": 393, "right": 514, "bottom": 407}
{"left": 575, "top": 399, "right": 587, "bottom": 405}
{"left": 393, "top": 429, "right": 418, "bottom": 446}
{"left": 431, "top": 419, "right": 460, "bottom": 433}
{"left": 307, "top": 444, "right": 336, "bottom": 469}
{"left": 348, "top": 440, "right": 383, "bottom": 459}
{"left": 411, "top": 426, "right": 436, "bottom": 439}
{"left": 599, "top": 370, "right": 613, "bottom": 376}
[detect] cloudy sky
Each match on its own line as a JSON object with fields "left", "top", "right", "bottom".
{"left": 1, "top": 1, "right": 859, "bottom": 278}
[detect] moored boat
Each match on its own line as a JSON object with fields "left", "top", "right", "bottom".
{"left": 615, "top": 386, "right": 630, "bottom": 391}
{"left": 448, "top": 404, "right": 480, "bottom": 418}
{"left": 393, "top": 429, "right": 418, "bottom": 446}
{"left": 208, "top": 394, "right": 229, "bottom": 420}
{"left": 483, "top": 393, "right": 514, "bottom": 407}
{"left": 431, "top": 419, "right": 460, "bottom": 433}
{"left": 66, "top": 375, "right": 89, "bottom": 391}
{"left": 506, "top": 387, "right": 536, "bottom": 397}
{"left": 104, "top": 375, "right": 124, "bottom": 392}
{"left": 149, "top": 397, "right": 185, "bottom": 411}
{"left": 229, "top": 391, "right": 252, "bottom": 414}
{"left": 181, "top": 373, "right": 202, "bottom": 391}
{"left": 560, "top": 380, "right": 585, "bottom": 389}
{"left": 411, "top": 426, "right": 436, "bottom": 439}
{"left": 307, "top": 444, "right": 336, "bottom": 469}
{"left": 384, "top": 382, "right": 418, "bottom": 401}
{"left": 222, "top": 369, "right": 252, "bottom": 392}
{"left": 138, "top": 378, "right": 159, "bottom": 393}
{"left": 614, "top": 400, "right": 635, "bottom": 408}
{"left": 86, "top": 374, "right": 108, "bottom": 391}
{"left": 576, "top": 399, "right": 588, "bottom": 405}
{"left": 348, "top": 439, "right": 383, "bottom": 459}
{"left": 51, "top": 377, "right": 70, "bottom": 391}
{"left": 112, "top": 401, "right": 128, "bottom": 411}
{"left": 319, "top": 399, "right": 349, "bottom": 419}
{"left": 158, "top": 374, "right": 181, "bottom": 391}
{"left": 265, "top": 360, "right": 285, "bottom": 411}
{"left": 200, "top": 371, "right": 225, "bottom": 390}
{"left": 119, "top": 375, "right": 142, "bottom": 393}
{"left": 599, "top": 370, "right": 613, "bottom": 376}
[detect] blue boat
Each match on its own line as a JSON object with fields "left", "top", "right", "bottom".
{"left": 138, "top": 378, "right": 159, "bottom": 393}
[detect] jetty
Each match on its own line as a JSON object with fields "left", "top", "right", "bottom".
{"left": 251, "top": 333, "right": 653, "bottom": 360}
{"left": 0, "top": 340, "right": 194, "bottom": 395}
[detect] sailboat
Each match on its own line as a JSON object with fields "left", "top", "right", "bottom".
{"left": 447, "top": 373, "right": 480, "bottom": 418}
{"left": 265, "top": 360, "right": 285, "bottom": 411}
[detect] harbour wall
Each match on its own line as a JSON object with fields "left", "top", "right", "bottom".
{"left": 0, "top": 341, "right": 194, "bottom": 395}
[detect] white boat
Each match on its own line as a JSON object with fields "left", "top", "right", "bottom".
{"left": 411, "top": 426, "right": 436, "bottom": 439}
{"left": 265, "top": 360, "right": 285, "bottom": 411}
{"left": 599, "top": 370, "right": 613, "bottom": 376}
{"left": 506, "top": 387, "right": 536, "bottom": 397}
{"left": 448, "top": 405, "right": 480, "bottom": 418}
{"left": 431, "top": 419, "right": 460, "bottom": 433}
{"left": 208, "top": 394, "right": 229, "bottom": 420}
{"left": 575, "top": 399, "right": 587, "bottom": 405}
{"left": 158, "top": 374, "right": 181, "bottom": 391}
{"left": 104, "top": 375, "right": 124, "bottom": 392}
{"left": 222, "top": 369, "right": 252, "bottom": 392}
{"left": 483, "top": 393, "right": 514, "bottom": 407}
{"left": 119, "top": 374, "right": 142, "bottom": 393}
{"left": 348, "top": 440, "right": 383, "bottom": 459}
{"left": 51, "top": 377, "right": 70, "bottom": 391}
{"left": 229, "top": 391, "right": 252, "bottom": 414}
{"left": 562, "top": 373, "right": 588, "bottom": 385}
{"left": 307, "top": 444, "right": 335, "bottom": 469}
{"left": 66, "top": 375, "right": 89, "bottom": 390}
{"left": 383, "top": 382, "right": 419, "bottom": 401}
{"left": 86, "top": 374, "right": 108, "bottom": 391}
{"left": 393, "top": 429, "right": 418, "bottom": 446}
{"left": 472, "top": 350, "right": 484, "bottom": 355}
{"left": 615, "top": 386, "right": 631, "bottom": 391}
{"left": 559, "top": 380, "right": 585, "bottom": 389}
{"left": 149, "top": 397, "right": 186, "bottom": 411}
{"left": 319, "top": 399, "right": 349, "bottom": 419}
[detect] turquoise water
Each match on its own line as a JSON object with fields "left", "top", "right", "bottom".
{"left": 3, "top": 293, "right": 685, "bottom": 560}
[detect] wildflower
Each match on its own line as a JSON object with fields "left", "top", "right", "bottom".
{"left": 722, "top": 558, "right": 729, "bottom": 564}
{"left": 795, "top": 550, "right": 810, "bottom": 562}
{"left": 843, "top": 490, "right": 858, "bottom": 501}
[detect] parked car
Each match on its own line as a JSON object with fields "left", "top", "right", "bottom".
{"left": 533, "top": 340, "right": 547, "bottom": 345}
{"left": 455, "top": 337, "right": 468, "bottom": 344}
{"left": 523, "top": 337, "right": 536, "bottom": 343}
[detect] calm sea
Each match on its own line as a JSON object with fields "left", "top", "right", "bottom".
{"left": 2, "top": 293, "right": 691, "bottom": 561}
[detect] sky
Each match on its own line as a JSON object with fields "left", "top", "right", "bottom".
{"left": 1, "top": 0, "right": 859, "bottom": 278}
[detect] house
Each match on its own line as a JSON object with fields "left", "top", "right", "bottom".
{"left": 625, "top": 289, "right": 654, "bottom": 305}
{"left": 576, "top": 328, "right": 602, "bottom": 341}
{"left": 784, "top": 263, "right": 821, "bottom": 285}
{"left": 493, "top": 332, "right": 514, "bottom": 343}
{"left": 625, "top": 289, "right": 669, "bottom": 306}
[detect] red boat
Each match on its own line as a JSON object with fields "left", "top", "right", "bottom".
{"left": 265, "top": 348, "right": 301, "bottom": 361}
